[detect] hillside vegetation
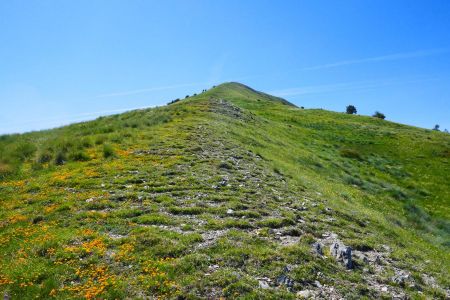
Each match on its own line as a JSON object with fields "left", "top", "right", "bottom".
{"left": 0, "top": 82, "right": 449, "bottom": 299}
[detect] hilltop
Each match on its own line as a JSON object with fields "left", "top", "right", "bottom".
{"left": 0, "top": 82, "right": 449, "bottom": 299}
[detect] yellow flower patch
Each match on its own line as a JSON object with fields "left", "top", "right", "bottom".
{"left": 114, "top": 243, "right": 135, "bottom": 261}
{"left": 61, "top": 264, "right": 117, "bottom": 299}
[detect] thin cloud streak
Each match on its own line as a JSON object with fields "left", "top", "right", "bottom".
{"left": 95, "top": 82, "right": 202, "bottom": 98}
{"left": 94, "top": 48, "right": 449, "bottom": 100}
{"left": 301, "top": 48, "right": 450, "bottom": 71}
{"left": 270, "top": 76, "right": 441, "bottom": 97}
{"left": 0, "top": 106, "right": 150, "bottom": 127}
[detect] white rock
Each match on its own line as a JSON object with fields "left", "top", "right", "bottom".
{"left": 226, "top": 209, "right": 234, "bottom": 214}
{"left": 297, "top": 290, "right": 312, "bottom": 298}
{"left": 258, "top": 280, "right": 270, "bottom": 289}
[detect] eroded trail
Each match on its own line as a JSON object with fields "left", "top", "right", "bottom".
{"left": 1, "top": 88, "right": 448, "bottom": 299}
{"left": 98, "top": 98, "right": 429, "bottom": 298}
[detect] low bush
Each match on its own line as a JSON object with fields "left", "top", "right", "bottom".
{"left": 103, "top": 144, "right": 115, "bottom": 158}
{"left": 13, "top": 142, "right": 37, "bottom": 161}
{"left": 68, "top": 150, "right": 90, "bottom": 162}
{"left": 135, "top": 214, "right": 173, "bottom": 225}
{"left": 0, "top": 161, "right": 13, "bottom": 177}
{"left": 37, "top": 150, "right": 53, "bottom": 164}
{"left": 54, "top": 151, "right": 66, "bottom": 165}
{"left": 340, "top": 148, "right": 362, "bottom": 160}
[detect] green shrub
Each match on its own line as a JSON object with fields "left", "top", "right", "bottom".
{"left": 257, "top": 217, "right": 295, "bottom": 228}
{"left": 135, "top": 214, "right": 173, "bottom": 225}
{"left": 103, "top": 144, "right": 115, "bottom": 158}
{"left": 346, "top": 105, "right": 357, "bottom": 114}
{"left": 68, "top": 150, "right": 90, "bottom": 162}
{"left": 114, "top": 209, "right": 143, "bottom": 218}
{"left": 37, "top": 150, "right": 53, "bottom": 164}
{"left": 340, "top": 148, "right": 362, "bottom": 160}
{"left": 95, "top": 136, "right": 106, "bottom": 145}
{"left": 80, "top": 138, "right": 93, "bottom": 148}
{"left": 0, "top": 161, "right": 14, "bottom": 177}
{"left": 388, "top": 187, "right": 407, "bottom": 200}
{"left": 344, "top": 175, "right": 363, "bottom": 186}
{"left": 54, "top": 151, "right": 67, "bottom": 165}
{"left": 31, "top": 161, "right": 43, "bottom": 171}
{"left": 14, "top": 142, "right": 37, "bottom": 161}
{"left": 372, "top": 111, "right": 386, "bottom": 119}
{"left": 218, "top": 161, "right": 233, "bottom": 170}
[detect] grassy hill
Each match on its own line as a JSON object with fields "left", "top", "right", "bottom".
{"left": 0, "top": 82, "right": 449, "bottom": 299}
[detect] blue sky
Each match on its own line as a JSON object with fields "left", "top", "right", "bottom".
{"left": 1, "top": 0, "right": 449, "bottom": 134}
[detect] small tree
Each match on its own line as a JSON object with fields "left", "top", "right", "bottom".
{"left": 372, "top": 111, "right": 386, "bottom": 119}
{"left": 432, "top": 124, "right": 440, "bottom": 131}
{"left": 346, "top": 105, "right": 357, "bottom": 114}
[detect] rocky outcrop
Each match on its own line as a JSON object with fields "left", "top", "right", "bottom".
{"left": 330, "top": 241, "right": 353, "bottom": 269}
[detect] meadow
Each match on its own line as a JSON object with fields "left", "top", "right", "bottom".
{"left": 0, "top": 83, "right": 449, "bottom": 299}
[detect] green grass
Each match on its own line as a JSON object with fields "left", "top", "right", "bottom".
{"left": 0, "top": 82, "right": 449, "bottom": 299}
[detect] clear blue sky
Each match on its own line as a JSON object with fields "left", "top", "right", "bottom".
{"left": 1, "top": 0, "right": 449, "bottom": 134}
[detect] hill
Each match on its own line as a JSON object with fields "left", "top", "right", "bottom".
{"left": 0, "top": 82, "right": 449, "bottom": 299}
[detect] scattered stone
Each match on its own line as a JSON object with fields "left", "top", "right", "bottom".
{"left": 421, "top": 273, "right": 438, "bottom": 289}
{"left": 312, "top": 242, "right": 323, "bottom": 255}
{"left": 391, "top": 270, "right": 411, "bottom": 287}
{"left": 276, "top": 274, "right": 294, "bottom": 288}
{"left": 258, "top": 280, "right": 270, "bottom": 289}
{"left": 65, "top": 187, "right": 77, "bottom": 193}
{"left": 313, "top": 280, "right": 323, "bottom": 288}
{"left": 330, "top": 242, "right": 353, "bottom": 269}
{"left": 283, "top": 265, "right": 293, "bottom": 272}
{"left": 226, "top": 208, "right": 234, "bottom": 215}
{"left": 196, "top": 230, "right": 228, "bottom": 250}
{"left": 297, "top": 290, "right": 313, "bottom": 298}
{"left": 275, "top": 265, "right": 295, "bottom": 289}
{"left": 375, "top": 255, "right": 382, "bottom": 265}
{"left": 208, "top": 264, "right": 220, "bottom": 272}
{"left": 108, "top": 233, "right": 126, "bottom": 239}
{"left": 85, "top": 198, "right": 94, "bottom": 203}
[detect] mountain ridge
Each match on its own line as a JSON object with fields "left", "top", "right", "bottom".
{"left": 0, "top": 83, "right": 449, "bottom": 299}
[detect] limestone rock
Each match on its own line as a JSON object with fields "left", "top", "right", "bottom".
{"left": 330, "top": 242, "right": 353, "bottom": 269}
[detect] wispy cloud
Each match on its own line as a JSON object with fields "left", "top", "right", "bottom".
{"left": 301, "top": 48, "right": 449, "bottom": 71}
{"left": 95, "top": 82, "right": 202, "bottom": 98}
{"left": 0, "top": 106, "right": 149, "bottom": 128}
{"left": 93, "top": 48, "right": 449, "bottom": 99}
{"left": 270, "top": 76, "right": 440, "bottom": 97}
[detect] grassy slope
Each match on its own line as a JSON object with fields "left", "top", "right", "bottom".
{"left": 0, "top": 82, "right": 449, "bottom": 299}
